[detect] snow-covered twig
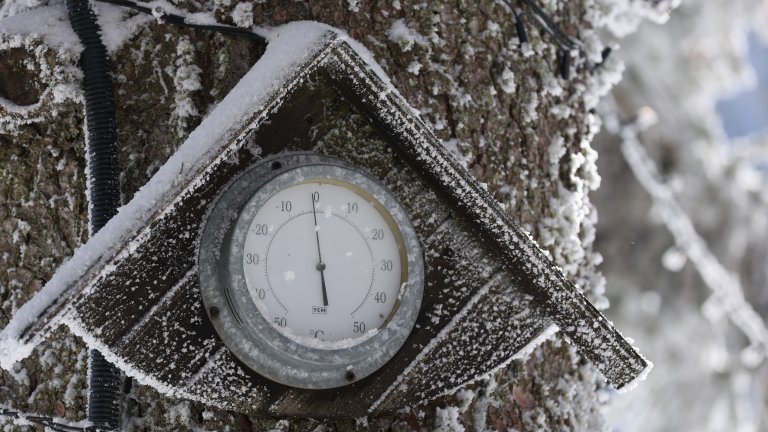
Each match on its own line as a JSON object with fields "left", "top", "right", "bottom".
{"left": 619, "top": 117, "right": 768, "bottom": 366}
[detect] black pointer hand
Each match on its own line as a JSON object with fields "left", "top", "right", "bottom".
{"left": 312, "top": 195, "right": 329, "bottom": 306}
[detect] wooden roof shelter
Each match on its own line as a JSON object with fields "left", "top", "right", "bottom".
{"left": 0, "top": 23, "right": 649, "bottom": 417}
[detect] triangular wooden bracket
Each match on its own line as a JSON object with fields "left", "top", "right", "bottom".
{"left": 0, "top": 22, "right": 649, "bottom": 416}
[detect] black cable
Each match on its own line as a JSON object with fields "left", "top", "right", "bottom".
{"left": 94, "top": 0, "right": 268, "bottom": 45}
{"left": 501, "top": 0, "right": 577, "bottom": 51}
{"left": 519, "top": 0, "right": 580, "bottom": 50}
{"left": 63, "top": 0, "right": 123, "bottom": 429}
{"left": 501, "top": 0, "right": 595, "bottom": 78}
{"left": 559, "top": 46, "right": 572, "bottom": 80}
{"left": 510, "top": 4, "right": 529, "bottom": 44}
{"left": 1, "top": 409, "right": 90, "bottom": 432}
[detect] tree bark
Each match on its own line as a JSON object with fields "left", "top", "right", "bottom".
{"left": 0, "top": 0, "right": 630, "bottom": 430}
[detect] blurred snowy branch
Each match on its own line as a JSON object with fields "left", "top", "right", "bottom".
{"left": 730, "top": 134, "right": 768, "bottom": 165}
{"left": 619, "top": 114, "right": 768, "bottom": 367}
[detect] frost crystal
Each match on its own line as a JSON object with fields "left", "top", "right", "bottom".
{"left": 231, "top": 2, "right": 253, "bottom": 29}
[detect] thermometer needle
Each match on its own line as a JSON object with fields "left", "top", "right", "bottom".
{"left": 312, "top": 195, "right": 329, "bottom": 306}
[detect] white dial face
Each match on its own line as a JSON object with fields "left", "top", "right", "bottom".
{"left": 200, "top": 156, "right": 425, "bottom": 388}
{"left": 242, "top": 179, "right": 406, "bottom": 349}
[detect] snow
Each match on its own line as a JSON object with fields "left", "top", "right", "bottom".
{"left": 587, "top": 0, "right": 680, "bottom": 38}
{"left": 510, "top": 324, "right": 560, "bottom": 362}
{"left": 406, "top": 61, "right": 421, "bottom": 75}
{"left": 150, "top": 5, "right": 166, "bottom": 21}
{"left": 597, "top": 3, "right": 768, "bottom": 427}
{"left": 170, "top": 36, "right": 203, "bottom": 137}
{"left": 495, "top": 66, "right": 516, "bottom": 94}
{"left": 268, "top": 419, "right": 290, "bottom": 432}
{"left": 346, "top": 0, "right": 360, "bottom": 13}
{"left": 537, "top": 117, "right": 607, "bottom": 310}
{"left": 93, "top": 2, "right": 152, "bottom": 53}
{"left": 93, "top": 0, "right": 264, "bottom": 53}
{"left": 0, "top": 0, "right": 78, "bottom": 47}
{"left": 660, "top": 246, "right": 687, "bottom": 272}
{"left": 387, "top": 19, "right": 426, "bottom": 52}
{"left": 433, "top": 405, "right": 465, "bottom": 431}
{"left": 230, "top": 2, "right": 253, "bottom": 29}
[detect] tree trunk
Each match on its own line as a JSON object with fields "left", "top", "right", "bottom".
{"left": 0, "top": 0, "right": 653, "bottom": 430}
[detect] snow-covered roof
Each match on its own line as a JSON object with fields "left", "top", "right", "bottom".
{"left": 0, "top": 22, "right": 649, "bottom": 414}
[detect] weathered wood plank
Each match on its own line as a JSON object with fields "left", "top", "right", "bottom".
{"left": 65, "top": 76, "right": 520, "bottom": 416}
{"left": 112, "top": 271, "right": 222, "bottom": 386}
{"left": 70, "top": 177, "right": 224, "bottom": 345}
{"left": 83, "top": 77, "right": 524, "bottom": 416}
{"left": 382, "top": 166, "right": 453, "bottom": 235}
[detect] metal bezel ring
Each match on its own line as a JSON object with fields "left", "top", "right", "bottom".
{"left": 198, "top": 153, "right": 425, "bottom": 389}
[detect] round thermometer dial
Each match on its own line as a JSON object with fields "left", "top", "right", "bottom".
{"left": 199, "top": 154, "right": 424, "bottom": 389}
{"left": 243, "top": 179, "right": 406, "bottom": 348}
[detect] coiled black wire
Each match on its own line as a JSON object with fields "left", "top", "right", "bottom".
{"left": 65, "top": 0, "right": 121, "bottom": 232}
{"left": 63, "top": 0, "right": 122, "bottom": 429}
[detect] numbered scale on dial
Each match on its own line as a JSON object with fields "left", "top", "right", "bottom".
{"left": 199, "top": 154, "right": 424, "bottom": 389}
{"left": 242, "top": 179, "right": 406, "bottom": 348}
